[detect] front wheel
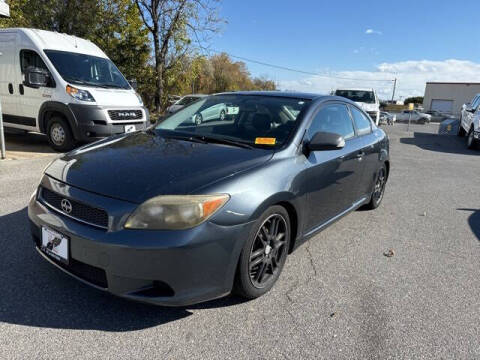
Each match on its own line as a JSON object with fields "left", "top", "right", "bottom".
{"left": 467, "top": 128, "right": 478, "bottom": 149}
{"left": 365, "top": 164, "right": 387, "bottom": 210}
{"left": 46, "top": 116, "right": 76, "bottom": 152}
{"left": 219, "top": 110, "right": 226, "bottom": 121}
{"left": 233, "top": 205, "right": 291, "bottom": 299}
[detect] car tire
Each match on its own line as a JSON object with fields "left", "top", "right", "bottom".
{"left": 195, "top": 113, "right": 203, "bottom": 125}
{"left": 46, "top": 116, "right": 76, "bottom": 152}
{"left": 457, "top": 120, "right": 466, "bottom": 137}
{"left": 365, "top": 164, "right": 387, "bottom": 210}
{"left": 220, "top": 110, "right": 226, "bottom": 121}
{"left": 467, "top": 127, "right": 478, "bottom": 149}
{"left": 233, "top": 205, "right": 291, "bottom": 300}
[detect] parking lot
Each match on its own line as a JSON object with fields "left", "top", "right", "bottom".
{"left": 0, "top": 123, "right": 479, "bottom": 359}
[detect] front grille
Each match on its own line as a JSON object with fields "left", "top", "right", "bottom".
{"left": 40, "top": 187, "right": 109, "bottom": 229}
{"left": 108, "top": 109, "right": 143, "bottom": 121}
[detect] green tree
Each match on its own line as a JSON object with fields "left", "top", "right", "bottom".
{"left": 135, "top": 0, "right": 222, "bottom": 111}
{"left": 404, "top": 96, "right": 424, "bottom": 105}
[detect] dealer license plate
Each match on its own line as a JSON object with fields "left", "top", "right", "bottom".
{"left": 41, "top": 227, "right": 69, "bottom": 264}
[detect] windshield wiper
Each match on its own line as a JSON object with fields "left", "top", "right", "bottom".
{"left": 190, "top": 135, "right": 254, "bottom": 149}
{"left": 161, "top": 133, "right": 254, "bottom": 149}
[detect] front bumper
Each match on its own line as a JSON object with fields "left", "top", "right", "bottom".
{"left": 28, "top": 180, "right": 252, "bottom": 306}
{"left": 68, "top": 104, "right": 150, "bottom": 142}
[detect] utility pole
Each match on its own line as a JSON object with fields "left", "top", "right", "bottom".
{"left": 391, "top": 78, "right": 397, "bottom": 103}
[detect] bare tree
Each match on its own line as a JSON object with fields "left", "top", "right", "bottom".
{"left": 135, "top": 0, "right": 222, "bottom": 112}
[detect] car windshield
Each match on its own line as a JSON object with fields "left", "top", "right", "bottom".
{"left": 335, "top": 90, "right": 375, "bottom": 104}
{"left": 44, "top": 50, "right": 130, "bottom": 89}
{"left": 156, "top": 95, "right": 311, "bottom": 148}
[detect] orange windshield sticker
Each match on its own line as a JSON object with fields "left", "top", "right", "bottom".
{"left": 255, "top": 137, "right": 276, "bottom": 145}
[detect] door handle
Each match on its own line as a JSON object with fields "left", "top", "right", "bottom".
{"left": 356, "top": 151, "right": 365, "bottom": 159}
{"left": 19, "top": 84, "right": 24, "bottom": 95}
{"left": 8, "top": 83, "right": 13, "bottom": 94}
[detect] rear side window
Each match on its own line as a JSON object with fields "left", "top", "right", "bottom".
{"left": 350, "top": 107, "right": 372, "bottom": 136}
{"left": 20, "top": 50, "right": 49, "bottom": 73}
{"left": 308, "top": 104, "right": 355, "bottom": 140}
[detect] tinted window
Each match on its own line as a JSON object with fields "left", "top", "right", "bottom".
{"left": 471, "top": 96, "right": 480, "bottom": 109}
{"left": 350, "top": 107, "right": 372, "bottom": 136}
{"left": 20, "top": 50, "right": 48, "bottom": 73}
{"left": 308, "top": 104, "right": 355, "bottom": 140}
{"left": 157, "top": 95, "right": 310, "bottom": 148}
{"left": 178, "top": 96, "right": 200, "bottom": 105}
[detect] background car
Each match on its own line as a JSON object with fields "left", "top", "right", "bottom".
{"left": 166, "top": 94, "right": 206, "bottom": 113}
{"left": 395, "top": 110, "right": 432, "bottom": 124}
{"left": 192, "top": 102, "right": 228, "bottom": 124}
{"left": 459, "top": 93, "right": 480, "bottom": 140}
{"left": 380, "top": 111, "right": 396, "bottom": 125}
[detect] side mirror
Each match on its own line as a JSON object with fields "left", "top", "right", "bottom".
{"left": 24, "top": 67, "right": 49, "bottom": 88}
{"left": 128, "top": 79, "right": 138, "bottom": 90}
{"left": 307, "top": 131, "right": 345, "bottom": 151}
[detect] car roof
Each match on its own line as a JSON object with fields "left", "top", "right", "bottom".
{"left": 335, "top": 88, "right": 375, "bottom": 92}
{"left": 214, "top": 91, "right": 326, "bottom": 101}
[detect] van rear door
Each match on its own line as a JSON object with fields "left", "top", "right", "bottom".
{"left": 0, "top": 32, "right": 19, "bottom": 125}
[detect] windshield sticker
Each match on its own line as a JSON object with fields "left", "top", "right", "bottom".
{"left": 255, "top": 137, "right": 276, "bottom": 145}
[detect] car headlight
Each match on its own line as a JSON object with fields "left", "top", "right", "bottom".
{"left": 135, "top": 92, "right": 144, "bottom": 106}
{"left": 66, "top": 85, "right": 96, "bottom": 102}
{"left": 124, "top": 194, "right": 230, "bottom": 230}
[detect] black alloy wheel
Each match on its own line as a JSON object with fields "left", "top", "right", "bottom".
{"left": 234, "top": 205, "right": 291, "bottom": 299}
{"left": 249, "top": 214, "right": 288, "bottom": 288}
{"left": 365, "top": 164, "right": 387, "bottom": 210}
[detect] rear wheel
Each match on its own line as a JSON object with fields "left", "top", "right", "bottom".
{"left": 234, "top": 205, "right": 291, "bottom": 299}
{"left": 46, "top": 116, "right": 75, "bottom": 152}
{"left": 365, "top": 164, "right": 387, "bottom": 210}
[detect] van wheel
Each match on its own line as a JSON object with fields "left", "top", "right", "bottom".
{"left": 233, "top": 205, "right": 291, "bottom": 299}
{"left": 47, "top": 117, "right": 75, "bottom": 152}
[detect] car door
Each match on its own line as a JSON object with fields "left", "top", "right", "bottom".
{"left": 0, "top": 32, "right": 20, "bottom": 125}
{"left": 16, "top": 49, "right": 55, "bottom": 130}
{"left": 349, "top": 105, "right": 380, "bottom": 197}
{"left": 303, "top": 102, "right": 366, "bottom": 233}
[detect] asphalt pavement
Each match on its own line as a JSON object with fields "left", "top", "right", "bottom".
{"left": 0, "top": 123, "right": 479, "bottom": 359}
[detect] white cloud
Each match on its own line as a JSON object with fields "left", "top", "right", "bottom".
{"left": 278, "top": 59, "right": 480, "bottom": 100}
{"left": 366, "top": 29, "right": 382, "bottom": 35}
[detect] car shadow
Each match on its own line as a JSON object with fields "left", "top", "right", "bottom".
{"left": 399, "top": 131, "right": 478, "bottom": 156}
{"left": 457, "top": 208, "right": 480, "bottom": 242}
{"left": 0, "top": 208, "right": 244, "bottom": 332}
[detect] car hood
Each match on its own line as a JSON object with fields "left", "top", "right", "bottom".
{"left": 45, "top": 131, "right": 273, "bottom": 203}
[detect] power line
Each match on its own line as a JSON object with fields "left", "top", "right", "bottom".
{"left": 205, "top": 48, "right": 396, "bottom": 83}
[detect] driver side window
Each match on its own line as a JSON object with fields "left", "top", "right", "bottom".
{"left": 308, "top": 104, "right": 355, "bottom": 140}
{"left": 20, "top": 50, "right": 49, "bottom": 74}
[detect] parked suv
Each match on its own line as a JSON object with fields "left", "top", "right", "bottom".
{"left": 0, "top": 28, "right": 149, "bottom": 151}
{"left": 334, "top": 88, "right": 380, "bottom": 125}
{"left": 458, "top": 93, "right": 480, "bottom": 148}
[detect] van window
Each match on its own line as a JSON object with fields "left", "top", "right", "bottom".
{"left": 20, "top": 50, "right": 49, "bottom": 73}
{"left": 335, "top": 90, "right": 376, "bottom": 104}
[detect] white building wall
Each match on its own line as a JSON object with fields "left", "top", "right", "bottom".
{"left": 423, "top": 82, "right": 480, "bottom": 116}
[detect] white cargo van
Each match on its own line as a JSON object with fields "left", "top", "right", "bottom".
{"left": 334, "top": 88, "right": 380, "bottom": 125}
{"left": 0, "top": 28, "right": 149, "bottom": 151}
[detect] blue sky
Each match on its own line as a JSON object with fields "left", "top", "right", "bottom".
{"left": 209, "top": 0, "right": 480, "bottom": 99}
